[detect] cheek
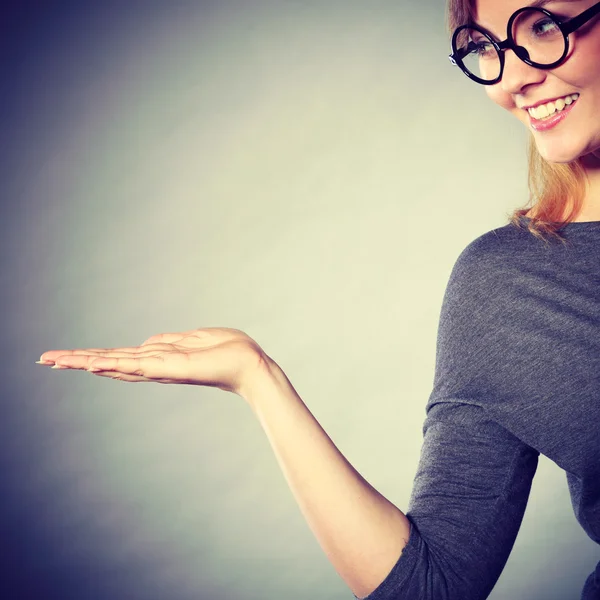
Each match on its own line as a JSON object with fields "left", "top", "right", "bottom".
{"left": 485, "top": 87, "right": 513, "bottom": 111}
{"left": 560, "top": 53, "right": 600, "bottom": 88}
{"left": 553, "top": 33, "right": 600, "bottom": 87}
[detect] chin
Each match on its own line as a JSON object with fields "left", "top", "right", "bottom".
{"left": 534, "top": 141, "right": 589, "bottom": 165}
{"left": 538, "top": 152, "right": 578, "bottom": 164}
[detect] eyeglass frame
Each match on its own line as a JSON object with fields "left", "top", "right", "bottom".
{"left": 448, "top": 1, "right": 600, "bottom": 85}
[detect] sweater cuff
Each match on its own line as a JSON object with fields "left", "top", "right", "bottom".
{"left": 353, "top": 514, "right": 421, "bottom": 600}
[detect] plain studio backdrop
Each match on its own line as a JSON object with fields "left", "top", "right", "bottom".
{"left": 1, "top": 1, "right": 598, "bottom": 599}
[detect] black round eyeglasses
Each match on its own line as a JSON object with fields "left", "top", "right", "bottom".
{"left": 449, "top": 1, "right": 600, "bottom": 85}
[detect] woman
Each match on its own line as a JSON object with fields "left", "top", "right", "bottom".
{"left": 37, "top": 0, "right": 600, "bottom": 598}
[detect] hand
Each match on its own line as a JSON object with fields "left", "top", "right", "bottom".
{"left": 37, "top": 327, "right": 269, "bottom": 397}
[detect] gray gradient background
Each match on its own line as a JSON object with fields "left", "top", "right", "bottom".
{"left": 2, "top": 1, "right": 598, "bottom": 599}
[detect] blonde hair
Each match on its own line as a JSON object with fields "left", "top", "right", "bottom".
{"left": 445, "top": 0, "right": 589, "bottom": 245}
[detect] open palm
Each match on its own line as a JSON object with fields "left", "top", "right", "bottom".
{"left": 37, "top": 327, "right": 267, "bottom": 396}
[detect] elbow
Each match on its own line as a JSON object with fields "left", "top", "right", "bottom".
{"left": 350, "top": 534, "right": 411, "bottom": 600}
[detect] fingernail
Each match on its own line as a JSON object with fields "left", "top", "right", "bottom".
{"left": 36, "top": 360, "right": 53, "bottom": 365}
{"left": 51, "top": 364, "right": 67, "bottom": 370}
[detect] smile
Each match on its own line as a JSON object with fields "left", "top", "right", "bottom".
{"left": 526, "top": 94, "right": 580, "bottom": 120}
{"left": 527, "top": 95, "right": 580, "bottom": 132}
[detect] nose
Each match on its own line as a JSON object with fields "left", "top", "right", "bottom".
{"left": 499, "top": 46, "right": 546, "bottom": 94}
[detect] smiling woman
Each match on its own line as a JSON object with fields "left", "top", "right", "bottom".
{"left": 448, "top": 0, "right": 600, "bottom": 233}
{"left": 34, "top": 2, "right": 600, "bottom": 600}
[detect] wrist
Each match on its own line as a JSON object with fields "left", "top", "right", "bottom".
{"left": 237, "top": 352, "right": 286, "bottom": 409}
{"left": 238, "top": 353, "right": 297, "bottom": 414}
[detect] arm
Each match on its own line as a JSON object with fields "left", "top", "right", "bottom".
{"left": 38, "top": 234, "right": 538, "bottom": 597}
{"left": 239, "top": 238, "right": 541, "bottom": 600}
{"left": 241, "top": 356, "right": 411, "bottom": 599}
{"left": 243, "top": 357, "right": 539, "bottom": 600}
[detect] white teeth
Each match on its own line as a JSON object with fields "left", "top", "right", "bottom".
{"left": 528, "top": 94, "right": 580, "bottom": 119}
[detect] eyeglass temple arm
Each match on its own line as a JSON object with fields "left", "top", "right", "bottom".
{"left": 448, "top": 43, "right": 474, "bottom": 65}
{"left": 556, "top": 2, "right": 600, "bottom": 35}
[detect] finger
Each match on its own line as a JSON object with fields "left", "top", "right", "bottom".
{"left": 42, "top": 346, "right": 151, "bottom": 361}
{"left": 86, "top": 355, "right": 173, "bottom": 379}
{"left": 43, "top": 346, "right": 166, "bottom": 365}
{"left": 70, "top": 347, "right": 162, "bottom": 358}
{"left": 47, "top": 351, "right": 159, "bottom": 371}
{"left": 87, "top": 369, "right": 150, "bottom": 382}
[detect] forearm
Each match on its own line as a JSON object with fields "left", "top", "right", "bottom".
{"left": 241, "top": 355, "right": 411, "bottom": 599}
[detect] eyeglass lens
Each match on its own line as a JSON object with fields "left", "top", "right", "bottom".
{"left": 457, "top": 8, "right": 566, "bottom": 83}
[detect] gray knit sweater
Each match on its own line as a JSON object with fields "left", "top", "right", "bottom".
{"left": 357, "top": 216, "right": 600, "bottom": 600}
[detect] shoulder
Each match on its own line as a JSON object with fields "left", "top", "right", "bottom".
{"left": 437, "top": 221, "right": 540, "bottom": 326}
{"left": 451, "top": 222, "right": 526, "bottom": 280}
{"left": 444, "top": 223, "right": 522, "bottom": 299}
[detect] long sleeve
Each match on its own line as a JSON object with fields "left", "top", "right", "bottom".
{"left": 355, "top": 232, "right": 548, "bottom": 600}
{"left": 358, "top": 221, "right": 600, "bottom": 599}
{"left": 356, "top": 401, "right": 539, "bottom": 600}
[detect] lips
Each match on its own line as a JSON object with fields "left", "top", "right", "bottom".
{"left": 523, "top": 94, "right": 579, "bottom": 121}
{"left": 528, "top": 97, "right": 577, "bottom": 132}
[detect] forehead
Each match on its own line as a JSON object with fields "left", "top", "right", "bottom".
{"left": 473, "top": 0, "right": 585, "bottom": 34}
